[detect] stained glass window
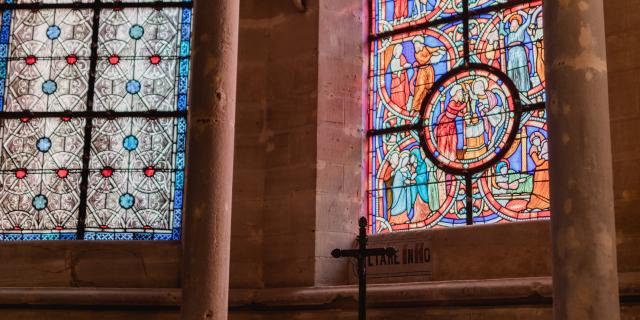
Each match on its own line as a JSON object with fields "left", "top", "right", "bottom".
{"left": 0, "top": 0, "right": 192, "bottom": 240}
{"left": 368, "top": 0, "right": 548, "bottom": 233}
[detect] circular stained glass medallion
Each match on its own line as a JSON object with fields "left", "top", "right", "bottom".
{"left": 32, "top": 194, "right": 48, "bottom": 211}
{"left": 119, "top": 193, "right": 135, "bottom": 209}
{"left": 47, "top": 25, "right": 61, "bottom": 40}
{"left": 66, "top": 54, "right": 78, "bottom": 65}
{"left": 57, "top": 168, "right": 69, "bottom": 179}
{"left": 25, "top": 55, "right": 37, "bottom": 65}
{"left": 149, "top": 55, "right": 161, "bottom": 65}
{"left": 129, "top": 24, "right": 145, "bottom": 40}
{"left": 123, "top": 135, "right": 139, "bottom": 151}
{"left": 420, "top": 66, "right": 521, "bottom": 174}
{"left": 109, "top": 54, "right": 120, "bottom": 65}
{"left": 36, "top": 137, "right": 52, "bottom": 153}
{"left": 144, "top": 166, "right": 156, "bottom": 177}
{"left": 126, "top": 79, "right": 141, "bottom": 94}
{"left": 15, "top": 168, "right": 27, "bottom": 179}
{"left": 42, "top": 80, "right": 57, "bottom": 95}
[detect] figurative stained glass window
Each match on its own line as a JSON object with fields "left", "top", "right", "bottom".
{"left": 368, "top": 0, "right": 548, "bottom": 233}
{"left": 0, "top": 0, "right": 192, "bottom": 240}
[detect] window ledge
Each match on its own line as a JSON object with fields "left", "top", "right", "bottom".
{"left": 230, "top": 277, "right": 553, "bottom": 309}
{"left": 0, "top": 287, "right": 180, "bottom": 307}
{"left": 0, "top": 273, "right": 637, "bottom": 309}
{"left": 231, "top": 273, "right": 640, "bottom": 310}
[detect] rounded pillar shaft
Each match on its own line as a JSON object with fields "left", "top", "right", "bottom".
{"left": 545, "top": 0, "right": 620, "bottom": 319}
{"left": 182, "top": 0, "right": 239, "bottom": 319}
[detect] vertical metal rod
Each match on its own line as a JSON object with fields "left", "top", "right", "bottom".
{"left": 359, "top": 252, "right": 366, "bottom": 320}
{"left": 462, "top": 0, "right": 470, "bottom": 66}
{"left": 358, "top": 217, "right": 367, "bottom": 320}
{"left": 76, "top": 0, "right": 102, "bottom": 240}
{"left": 465, "top": 174, "right": 473, "bottom": 225}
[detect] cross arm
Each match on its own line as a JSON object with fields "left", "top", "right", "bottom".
{"left": 331, "top": 247, "right": 396, "bottom": 258}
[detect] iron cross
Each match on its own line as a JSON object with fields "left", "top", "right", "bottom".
{"left": 331, "top": 217, "right": 396, "bottom": 320}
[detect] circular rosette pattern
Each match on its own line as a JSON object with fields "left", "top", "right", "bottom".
{"left": 420, "top": 65, "right": 521, "bottom": 174}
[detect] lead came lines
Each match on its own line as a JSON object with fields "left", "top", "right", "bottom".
{"left": 368, "top": 0, "right": 549, "bottom": 232}
{"left": 0, "top": 0, "right": 192, "bottom": 240}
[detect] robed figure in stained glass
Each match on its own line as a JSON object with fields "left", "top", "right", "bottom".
{"left": 411, "top": 36, "right": 445, "bottom": 111}
{"left": 527, "top": 132, "right": 550, "bottom": 210}
{"left": 394, "top": 0, "right": 409, "bottom": 22}
{"left": 408, "top": 149, "right": 431, "bottom": 222}
{"left": 505, "top": 13, "right": 532, "bottom": 92}
{"left": 381, "top": 151, "right": 400, "bottom": 215}
{"left": 435, "top": 84, "right": 467, "bottom": 160}
{"left": 389, "top": 44, "right": 412, "bottom": 110}
{"left": 389, "top": 152, "right": 416, "bottom": 222}
{"left": 426, "top": 161, "right": 446, "bottom": 212}
{"left": 472, "top": 78, "right": 504, "bottom": 142}
{"left": 529, "top": 7, "right": 544, "bottom": 88}
{"left": 493, "top": 161, "right": 533, "bottom": 195}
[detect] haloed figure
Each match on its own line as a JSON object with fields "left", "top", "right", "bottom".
{"left": 389, "top": 44, "right": 412, "bottom": 110}
{"left": 505, "top": 13, "right": 532, "bottom": 93}
{"left": 472, "top": 78, "right": 504, "bottom": 142}
{"left": 529, "top": 6, "right": 544, "bottom": 88}
{"left": 435, "top": 84, "right": 467, "bottom": 160}
{"left": 390, "top": 153, "right": 417, "bottom": 223}
{"left": 411, "top": 36, "right": 445, "bottom": 111}
{"left": 527, "top": 132, "right": 550, "bottom": 211}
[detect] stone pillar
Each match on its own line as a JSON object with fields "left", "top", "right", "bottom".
{"left": 545, "top": 1, "right": 620, "bottom": 319}
{"left": 182, "top": 0, "right": 239, "bottom": 319}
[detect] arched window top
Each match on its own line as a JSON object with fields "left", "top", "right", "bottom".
{"left": 0, "top": 0, "right": 192, "bottom": 240}
{"left": 368, "top": 0, "right": 548, "bottom": 234}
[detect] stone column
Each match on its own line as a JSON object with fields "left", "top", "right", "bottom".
{"left": 182, "top": 0, "right": 239, "bottom": 319}
{"left": 545, "top": 1, "right": 620, "bottom": 319}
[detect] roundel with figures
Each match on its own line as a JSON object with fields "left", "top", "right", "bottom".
{"left": 358, "top": 0, "right": 551, "bottom": 233}
{"left": 419, "top": 66, "right": 521, "bottom": 174}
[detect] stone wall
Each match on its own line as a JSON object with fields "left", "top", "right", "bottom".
{"left": 228, "top": 0, "right": 640, "bottom": 290}
{"left": 0, "top": 0, "right": 638, "bottom": 319}
{"left": 261, "top": 0, "right": 320, "bottom": 288}
{"left": 229, "top": 0, "right": 556, "bottom": 289}
{"left": 232, "top": 0, "right": 320, "bottom": 288}
{"left": 0, "top": 242, "right": 179, "bottom": 288}
{"left": 315, "top": 0, "right": 367, "bottom": 286}
{"left": 230, "top": 0, "right": 270, "bottom": 289}
{"left": 231, "top": 0, "right": 367, "bottom": 288}
{"left": 604, "top": 0, "right": 640, "bottom": 275}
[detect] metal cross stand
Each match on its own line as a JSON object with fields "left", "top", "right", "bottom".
{"left": 331, "top": 217, "right": 396, "bottom": 320}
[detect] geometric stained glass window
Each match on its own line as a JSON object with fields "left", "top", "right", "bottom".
{"left": 368, "top": 0, "right": 548, "bottom": 234}
{"left": 0, "top": 0, "right": 192, "bottom": 240}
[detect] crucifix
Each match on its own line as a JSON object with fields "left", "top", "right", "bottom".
{"left": 331, "top": 217, "right": 396, "bottom": 320}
